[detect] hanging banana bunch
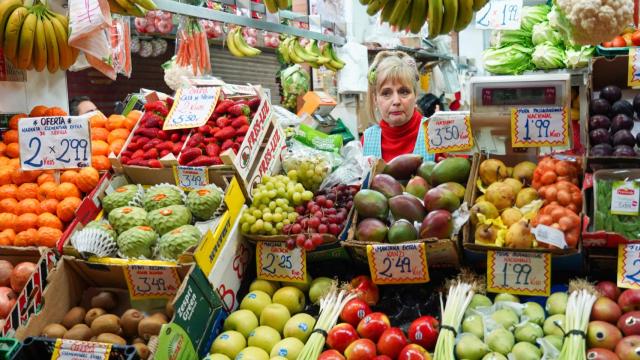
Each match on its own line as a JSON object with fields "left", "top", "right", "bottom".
{"left": 107, "top": 0, "right": 157, "bottom": 17}
{"left": 226, "top": 26, "right": 261, "bottom": 57}
{"left": 263, "top": 0, "right": 290, "bottom": 14}
{"left": 277, "top": 35, "right": 345, "bottom": 71}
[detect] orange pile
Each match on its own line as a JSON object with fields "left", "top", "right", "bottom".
{"left": 89, "top": 111, "right": 141, "bottom": 171}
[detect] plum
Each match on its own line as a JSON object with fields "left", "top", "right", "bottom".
{"left": 590, "top": 128, "right": 611, "bottom": 145}
{"left": 590, "top": 143, "right": 614, "bottom": 156}
{"left": 589, "top": 115, "right": 611, "bottom": 130}
{"left": 611, "top": 100, "right": 634, "bottom": 117}
{"left": 613, "top": 145, "right": 637, "bottom": 157}
{"left": 600, "top": 85, "right": 622, "bottom": 103}
{"left": 610, "top": 114, "right": 634, "bottom": 133}
{"left": 591, "top": 98, "right": 611, "bottom": 116}
{"left": 612, "top": 129, "right": 636, "bottom": 148}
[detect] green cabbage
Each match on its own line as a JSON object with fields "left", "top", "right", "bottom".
{"left": 521, "top": 4, "right": 551, "bottom": 32}
{"left": 483, "top": 45, "right": 534, "bottom": 75}
{"left": 492, "top": 28, "right": 533, "bottom": 48}
{"left": 532, "top": 42, "right": 566, "bottom": 70}
{"left": 532, "top": 22, "right": 563, "bottom": 46}
{"left": 547, "top": 5, "right": 575, "bottom": 46}
{"left": 281, "top": 64, "right": 310, "bottom": 95}
{"left": 564, "top": 46, "right": 594, "bottom": 69}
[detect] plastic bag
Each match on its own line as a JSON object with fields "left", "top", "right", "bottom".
{"left": 281, "top": 139, "right": 342, "bottom": 192}
{"left": 68, "top": 0, "right": 114, "bottom": 79}
{"left": 320, "top": 141, "right": 371, "bottom": 190}
{"left": 109, "top": 16, "right": 132, "bottom": 78}
{"left": 175, "top": 17, "right": 211, "bottom": 76}
{"left": 294, "top": 124, "right": 343, "bottom": 153}
{"left": 263, "top": 31, "right": 280, "bottom": 48}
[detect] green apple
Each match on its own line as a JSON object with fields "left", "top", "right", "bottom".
{"left": 250, "top": 279, "right": 280, "bottom": 297}
{"left": 270, "top": 357, "right": 288, "bottom": 360}
{"left": 209, "top": 330, "right": 246, "bottom": 359}
{"left": 282, "top": 276, "right": 312, "bottom": 292}
{"left": 272, "top": 287, "right": 306, "bottom": 315}
{"left": 495, "top": 293, "right": 520, "bottom": 303}
{"left": 308, "top": 277, "right": 333, "bottom": 304}
{"left": 223, "top": 309, "right": 259, "bottom": 338}
{"left": 283, "top": 313, "right": 316, "bottom": 342}
{"left": 260, "top": 303, "right": 291, "bottom": 334}
{"left": 205, "top": 355, "right": 231, "bottom": 360}
{"left": 269, "top": 337, "right": 304, "bottom": 360}
{"left": 235, "top": 346, "right": 269, "bottom": 360}
{"left": 248, "top": 326, "right": 281, "bottom": 353}
{"left": 240, "top": 290, "right": 272, "bottom": 318}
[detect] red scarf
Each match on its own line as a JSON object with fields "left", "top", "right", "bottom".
{"left": 379, "top": 109, "right": 422, "bottom": 162}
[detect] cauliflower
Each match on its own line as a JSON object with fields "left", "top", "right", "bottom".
{"left": 162, "top": 57, "right": 192, "bottom": 91}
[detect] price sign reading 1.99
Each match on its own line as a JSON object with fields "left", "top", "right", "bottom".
{"left": 424, "top": 111, "right": 474, "bottom": 153}
{"left": 511, "top": 107, "right": 569, "bottom": 147}
{"left": 18, "top": 116, "right": 92, "bottom": 170}
{"left": 487, "top": 251, "right": 551, "bottom": 296}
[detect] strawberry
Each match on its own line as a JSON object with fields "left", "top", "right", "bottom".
{"left": 180, "top": 134, "right": 188, "bottom": 142}
{"left": 146, "top": 148, "right": 159, "bottom": 159}
{"left": 186, "top": 133, "right": 204, "bottom": 148}
{"left": 132, "top": 149, "right": 145, "bottom": 159}
{"left": 205, "top": 143, "right": 220, "bottom": 157}
{"left": 120, "top": 156, "right": 130, "bottom": 164}
{"left": 188, "top": 155, "right": 217, "bottom": 166}
{"left": 148, "top": 159, "right": 162, "bottom": 168}
{"left": 216, "top": 117, "right": 231, "bottom": 128}
{"left": 160, "top": 150, "right": 171, "bottom": 158}
{"left": 179, "top": 148, "right": 202, "bottom": 165}
{"left": 142, "top": 142, "right": 154, "bottom": 151}
{"left": 214, "top": 126, "right": 235, "bottom": 141}
{"left": 221, "top": 139, "right": 234, "bottom": 151}
{"left": 121, "top": 151, "right": 133, "bottom": 158}
{"left": 228, "top": 103, "right": 250, "bottom": 117}
{"left": 248, "top": 97, "right": 261, "bottom": 111}
{"left": 158, "top": 130, "right": 169, "bottom": 140}
{"left": 235, "top": 125, "right": 249, "bottom": 137}
{"left": 230, "top": 116, "right": 249, "bottom": 128}
{"left": 235, "top": 136, "right": 245, "bottom": 144}
{"left": 127, "top": 141, "right": 140, "bottom": 151}
{"left": 173, "top": 143, "right": 184, "bottom": 155}
{"left": 214, "top": 99, "right": 234, "bottom": 115}
{"left": 170, "top": 133, "right": 180, "bottom": 142}
{"left": 198, "top": 125, "right": 212, "bottom": 134}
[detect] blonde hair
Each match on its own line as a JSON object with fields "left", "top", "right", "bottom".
{"left": 366, "top": 51, "right": 420, "bottom": 122}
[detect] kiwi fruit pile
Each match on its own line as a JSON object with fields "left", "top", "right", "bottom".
{"left": 40, "top": 290, "right": 172, "bottom": 359}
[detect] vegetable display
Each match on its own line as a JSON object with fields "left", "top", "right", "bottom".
{"left": 280, "top": 64, "right": 310, "bottom": 111}
{"left": 594, "top": 179, "right": 640, "bottom": 240}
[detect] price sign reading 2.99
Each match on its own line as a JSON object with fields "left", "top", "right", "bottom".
{"left": 366, "top": 243, "right": 429, "bottom": 285}
{"left": 18, "top": 116, "right": 92, "bottom": 170}
{"left": 511, "top": 107, "right": 569, "bottom": 147}
{"left": 487, "top": 251, "right": 551, "bottom": 296}
{"left": 424, "top": 111, "right": 473, "bottom": 154}
{"left": 256, "top": 242, "right": 307, "bottom": 283}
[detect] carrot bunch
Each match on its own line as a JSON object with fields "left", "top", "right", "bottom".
{"left": 175, "top": 17, "right": 211, "bottom": 76}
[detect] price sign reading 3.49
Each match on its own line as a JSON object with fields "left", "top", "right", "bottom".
{"left": 18, "top": 116, "right": 91, "bottom": 170}
{"left": 124, "top": 265, "right": 181, "bottom": 300}
{"left": 256, "top": 242, "right": 307, "bottom": 283}
{"left": 618, "top": 244, "right": 640, "bottom": 289}
{"left": 424, "top": 111, "right": 474, "bottom": 154}
{"left": 475, "top": 0, "right": 523, "bottom": 30}
{"left": 487, "top": 251, "right": 551, "bottom": 296}
{"left": 173, "top": 166, "right": 209, "bottom": 190}
{"left": 511, "top": 107, "right": 569, "bottom": 147}
{"left": 366, "top": 243, "right": 429, "bottom": 285}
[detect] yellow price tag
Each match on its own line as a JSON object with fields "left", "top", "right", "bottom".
{"left": 51, "top": 339, "right": 111, "bottom": 360}
{"left": 424, "top": 112, "right": 473, "bottom": 154}
{"left": 628, "top": 48, "right": 640, "bottom": 87}
{"left": 510, "top": 107, "right": 569, "bottom": 148}
{"left": 173, "top": 165, "right": 209, "bottom": 190}
{"left": 163, "top": 86, "right": 220, "bottom": 130}
{"left": 256, "top": 242, "right": 307, "bottom": 283}
{"left": 618, "top": 244, "right": 640, "bottom": 289}
{"left": 124, "top": 264, "right": 181, "bottom": 300}
{"left": 366, "top": 243, "right": 429, "bottom": 285}
{"left": 487, "top": 250, "right": 551, "bottom": 296}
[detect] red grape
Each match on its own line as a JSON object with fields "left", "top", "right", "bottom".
{"left": 291, "top": 224, "right": 302, "bottom": 234}
{"left": 316, "top": 195, "right": 326, "bottom": 206}
{"left": 329, "top": 223, "right": 340, "bottom": 235}
{"left": 303, "top": 239, "right": 315, "bottom": 251}
{"left": 325, "top": 199, "right": 334, "bottom": 208}
{"left": 311, "top": 233, "right": 323, "bottom": 246}
{"left": 314, "top": 211, "right": 323, "bottom": 218}
{"left": 296, "top": 234, "right": 306, "bottom": 247}
{"left": 318, "top": 224, "right": 328, "bottom": 233}
{"left": 286, "top": 238, "right": 296, "bottom": 250}
{"left": 308, "top": 217, "right": 320, "bottom": 229}
{"left": 283, "top": 224, "right": 292, "bottom": 234}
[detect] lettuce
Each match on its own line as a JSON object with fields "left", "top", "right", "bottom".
{"left": 491, "top": 28, "right": 533, "bottom": 48}
{"left": 532, "top": 42, "right": 566, "bottom": 70}
{"left": 521, "top": 4, "right": 551, "bottom": 32}
{"left": 532, "top": 22, "right": 563, "bottom": 46}
{"left": 483, "top": 45, "right": 534, "bottom": 75}
{"left": 564, "top": 46, "right": 594, "bottom": 69}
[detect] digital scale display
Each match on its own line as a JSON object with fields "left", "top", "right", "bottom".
{"left": 482, "top": 87, "right": 556, "bottom": 106}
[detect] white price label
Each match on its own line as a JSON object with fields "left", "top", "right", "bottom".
{"left": 256, "top": 242, "right": 307, "bottom": 283}
{"left": 163, "top": 86, "right": 220, "bottom": 130}
{"left": 532, "top": 225, "right": 567, "bottom": 249}
{"left": 618, "top": 244, "right": 640, "bottom": 289}
{"left": 366, "top": 243, "right": 429, "bottom": 285}
{"left": 611, "top": 181, "right": 640, "bottom": 216}
{"left": 124, "top": 265, "right": 181, "bottom": 300}
{"left": 511, "top": 107, "right": 569, "bottom": 147}
{"left": 487, "top": 251, "right": 551, "bottom": 296}
{"left": 18, "top": 116, "right": 91, "bottom": 170}
{"left": 475, "top": 0, "right": 523, "bottom": 30}
{"left": 173, "top": 166, "right": 209, "bottom": 190}
{"left": 424, "top": 112, "right": 473, "bottom": 153}
{"left": 51, "top": 339, "right": 111, "bottom": 360}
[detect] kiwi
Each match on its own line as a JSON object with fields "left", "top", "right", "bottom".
{"left": 61, "top": 307, "right": 86, "bottom": 329}
{"left": 150, "top": 312, "right": 168, "bottom": 322}
{"left": 90, "top": 314, "right": 121, "bottom": 335}
{"left": 63, "top": 324, "right": 92, "bottom": 340}
{"left": 120, "top": 309, "right": 144, "bottom": 339}
{"left": 85, "top": 308, "right": 106, "bottom": 326}
{"left": 95, "top": 333, "right": 126, "bottom": 345}
{"left": 165, "top": 301, "right": 174, "bottom": 319}
{"left": 138, "top": 315, "right": 167, "bottom": 340}
{"left": 132, "top": 337, "right": 145, "bottom": 344}
{"left": 133, "top": 343, "right": 150, "bottom": 360}
{"left": 42, "top": 323, "right": 67, "bottom": 338}
{"left": 91, "top": 291, "right": 118, "bottom": 311}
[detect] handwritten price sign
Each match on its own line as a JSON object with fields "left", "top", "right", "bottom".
{"left": 18, "top": 116, "right": 91, "bottom": 170}
{"left": 164, "top": 86, "right": 220, "bottom": 130}
{"left": 628, "top": 48, "right": 640, "bottom": 87}
{"left": 366, "top": 243, "right": 429, "bottom": 285}
{"left": 424, "top": 112, "right": 473, "bottom": 153}
{"left": 487, "top": 251, "right": 551, "bottom": 296}
{"left": 173, "top": 166, "right": 209, "bottom": 190}
{"left": 511, "top": 107, "right": 569, "bottom": 147}
{"left": 256, "top": 242, "right": 307, "bottom": 283}
{"left": 51, "top": 339, "right": 111, "bottom": 360}
{"left": 124, "top": 265, "right": 181, "bottom": 300}
{"left": 618, "top": 244, "right": 640, "bottom": 289}
{"left": 475, "top": 0, "right": 523, "bottom": 30}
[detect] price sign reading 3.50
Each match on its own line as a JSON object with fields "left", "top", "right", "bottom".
{"left": 511, "top": 107, "right": 569, "bottom": 147}
{"left": 487, "top": 251, "right": 551, "bottom": 296}
{"left": 424, "top": 111, "right": 474, "bottom": 153}
{"left": 164, "top": 86, "right": 220, "bottom": 130}
{"left": 475, "top": 0, "right": 523, "bottom": 30}
{"left": 366, "top": 243, "right": 429, "bottom": 285}
{"left": 256, "top": 242, "right": 307, "bottom": 283}
{"left": 618, "top": 244, "right": 640, "bottom": 289}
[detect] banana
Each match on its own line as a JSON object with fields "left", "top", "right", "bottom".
{"left": 388, "top": 0, "right": 410, "bottom": 27}
{"left": 0, "top": 0, "right": 23, "bottom": 48}
{"left": 226, "top": 28, "right": 245, "bottom": 57}
{"left": 48, "top": 11, "right": 68, "bottom": 29}
{"left": 473, "top": 0, "right": 488, "bottom": 11}
{"left": 366, "top": 0, "right": 388, "bottom": 16}
{"left": 4, "top": 6, "right": 28, "bottom": 62}
{"left": 112, "top": 0, "right": 138, "bottom": 16}
{"left": 359, "top": 0, "right": 369, "bottom": 5}
{"left": 455, "top": 0, "right": 473, "bottom": 31}
{"left": 427, "top": 0, "right": 442, "bottom": 38}
{"left": 16, "top": 11, "right": 36, "bottom": 69}
{"left": 440, "top": 0, "right": 457, "bottom": 34}
{"left": 276, "top": 0, "right": 288, "bottom": 10}
{"left": 278, "top": 36, "right": 291, "bottom": 63}
{"left": 292, "top": 39, "right": 318, "bottom": 63}
{"left": 323, "top": 43, "right": 344, "bottom": 70}
{"left": 408, "top": 0, "right": 427, "bottom": 34}
{"left": 398, "top": 1, "right": 412, "bottom": 31}
{"left": 287, "top": 38, "right": 304, "bottom": 63}
{"left": 33, "top": 12, "right": 46, "bottom": 71}
{"left": 129, "top": 0, "right": 156, "bottom": 11}
{"left": 264, "top": 0, "right": 278, "bottom": 13}
{"left": 107, "top": 0, "right": 128, "bottom": 15}
{"left": 380, "top": 0, "right": 396, "bottom": 22}
{"left": 234, "top": 27, "right": 260, "bottom": 56}
{"left": 41, "top": 14, "right": 58, "bottom": 72}
{"left": 47, "top": 14, "right": 73, "bottom": 70}
{"left": 305, "top": 40, "right": 329, "bottom": 64}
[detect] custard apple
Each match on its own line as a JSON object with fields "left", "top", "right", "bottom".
{"left": 117, "top": 226, "right": 158, "bottom": 258}
{"left": 157, "top": 225, "right": 202, "bottom": 260}
{"left": 186, "top": 186, "right": 223, "bottom": 220}
{"left": 143, "top": 185, "right": 184, "bottom": 211}
{"left": 84, "top": 220, "right": 117, "bottom": 240}
{"left": 102, "top": 185, "right": 140, "bottom": 214}
{"left": 108, "top": 206, "right": 149, "bottom": 234}
{"left": 147, "top": 205, "right": 192, "bottom": 235}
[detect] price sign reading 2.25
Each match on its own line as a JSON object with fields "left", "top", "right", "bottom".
{"left": 475, "top": 0, "right": 523, "bottom": 30}
{"left": 511, "top": 107, "right": 569, "bottom": 148}
{"left": 256, "top": 242, "right": 307, "bottom": 283}
{"left": 18, "top": 116, "right": 92, "bottom": 170}
{"left": 424, "top": 111, "right": 474, "bottom": 154}
{"left": 487, "top": 251, "right": 551, "bottom": 296}
{"left": 618, "top": 244, "right": 640, "bottom": 289}
{"left": 366, "top": 243, "right": 429, "bottom": 285}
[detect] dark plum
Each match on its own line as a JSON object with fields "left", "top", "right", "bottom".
{"left": 610, "top": 114, "right": 634, "bottom": 133}
{"left": 590, "top": 143, "right": 614, "bottom": 156}
{"left": 600, "top": 85, "right": 622, "bottom": 103}
{"left": 633, "top": 93, "right": 640, "bottom": 116}
{"left": 611, "top": 100, "right": 634, "bottom": 117}
{"left": 613, "top": 145, "right": 637, "bottom": 157}
{"left": 612, "top": 129, "right": 636, "bottom": 147}
{"left": 590, "top": 98, "right": 611, "bottom": 116}
{"left": 589, "top": 115, "right": 611, "bottom": 130}
{"left": 589, "top": 128, "right": 611, "bottom": 145}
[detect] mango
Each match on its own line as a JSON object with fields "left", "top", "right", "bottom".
{"left": 370, "top": 174, "right": 403, "bottom": 198}
{"left": 437, "top": 182, "right": 466, "bottom": 200}
{"left": 417, "top": 161, "right": 436, "bottom": 183}
{"left": 354, "top": 189, "right": 388, "bottom": 220}
{"left": 389, "top": 194, "right": 426, "bottom": 223}
{"left": 431, "top": 157, "right": 471, "bottom": 185}
{"left": 388, "top": 219, "right": 418, "bottom": 243}
{"left": 419, "top": 209, "right": 453, "bottom": 239}
{"left": 356, "top": 218, "right": 388, "bottom": 242}
{"left": 423, "top": 187, "right": 460, "bottom": 212}
{"left": 383, "top": 154, "right": 423, "bottom": 180}
{"left": 405, "top": 176, "right": 430, "bottom": 199}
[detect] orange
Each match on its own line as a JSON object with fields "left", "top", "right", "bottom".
{"left": 0, "top": 229, "right": 15, "bottom": 246}
{"left": 14, "top": 229, "right": 38, "bottom": 247}
{"left": 57, "top": 197, "right": 81, "bottom": 222}
{"left": 3, "top": 130, "right": 18, "bottom": 145}
{"left": 0, "top": 213, "right": 17, "bottom": 230}
{"left": 0, "top": 184, "right": 17, "bottom": 200}
{"left": 37, "top": 212, "right": 63, "bottom": 230}
{"left": 91, "top": 155, "right": 111, "bottom": 171}
{"left": 37, "top": 182, "right": 57, "bottom": 201}
{"left": 17, "top": 199, "right": 40, "bottom": 215}
{"left": 40, "top": 198, "right": 59, "bottom": 214}
{"left": 0, "top": 143, "right": 6, "bottom": 156}
{"left": 8, "top": 158, "right": 19, "bottom": 169}
{"left": 0, "top": 198, "right": 18, "bottom": 213}
{"left": 91, "top": 127, "right": 110, "bottom": 142}
{"left": 16, "top": 213, "right": 38, "bottom": 232}
{"left": 106, "top": 115, "right": 126, "bottom": 131}
{"left": 126, "top": 110, "right": 142, "bottom": 121}
{"left": 76, "top": 167, "right": 99, "bottom": 193}
{"left": 37, "top": 173, "right": 55, "bottom": 185}
{"left": 90, "top": 112, "right": 107, "bottom": 128}
{"left": 11, "top": 168, "right": 37, "bottom": 186}
{"left": 0, "top": 157, "right": 9, "bottom": 167}
{"left": 60, "top": 170, "right": 78, "bottom": 184}
{"left": 109, "top": 139, "right": 125, "bottom": 156}
{"left": 44, "top": 107, "right": 67, "bottom": 116}
{"left": 123, "top": 116, "right": 137, "bottom": 131}
{"left": 108, "top": 129, "right": 129, "bottom": 144}
{"left": 8, "top": 114, "right": 26, "bottom": 130}
{"left": 5, "top": 143, "right": 19, "bottom": 159}
{"left": 17, "top": 183, "right": 38, "bottom": 201}
{"left": 55, "top": 182, "right": 80, "bottom": 200}
{"left": 0, "top": 166, "right": 11, "bottom": 186}
{"left": 92, "top": 140, "right": 110, "bottom": 156}
{"left": 29, "top": 105, "right": 48, "bottom": 117}
{"left": 37, "top": 226, "right": 62, "bottom": 247}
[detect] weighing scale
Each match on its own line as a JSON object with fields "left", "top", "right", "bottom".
{"left": 469, "top": 73, "right": 572, "bottom": 154}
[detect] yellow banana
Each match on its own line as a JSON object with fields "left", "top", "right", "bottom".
{"left": 278, "top": 36, "right": 291, "bottom": 63}
{"left": 112, "top": 0, "right": 139, "bottom": 16}
{"left": 4, "top": 6, "right": 28, "bottom": 62}
{"left": 323, "top": 43, "right": 344, "bottom": 70}
{"left": 234, "top": 27, "right": 260, "bottom": 57}
{"left": 305, "top": 40, "right": 329, "bottom": 64}
{"left": 408, "top": 0, "right": 427, "bottom": 34}
{"left": 359, "top": 0, "right": 369, "bottom": 5}
{"left": 129, "top": 0, "right": 156, "bottom": 11}
{"left": 48, "top": 11, "right": 68, "bottom": 29}
{"left": 455, "top": 0, "right": 473, "bottom": 31}
{"left": 276, "top": 0, "right": 288, "bottom": 10}
{"left": 264, "top": 0, "right": 278, "bottom": 13}
{"left": 292, "top": 39, "right": 317, "bottom": 63}
{"left": 381, "top": 0, "right": 396, "bottom": 23}
{"left": 366, "top": 0, "right": 388, "bottom": 16}
{"left": 33, "top": 12, "right": 47, "bottom": 72}
{"left": 398, "top": 1, "right": 412, "bottom": 31}
{"left": 388, "top": 0, "right": 410, "bottom": 27}
{"left": 226, "top": 28, "right": 245, "bottom": 57}
{"left": 427, "top": 0, "right": 443, "bottom": 38}
{"left": 0, "top": 0, "right": 23, "bottom": 48}
{"left": 473, "top": 0, "right": 488, "bottom": 11}
{"left": 287, "top": 38, "right": 304, "bottom": 63}
{"left": 440, "top": 0, "right": 457, "bottom": 34}
{"left": 47, "top": 14, "right": 73, "bottom": 70}
{"left": 42, "top": 14, "right": 58, "bottom": 72}
{"left": 17, "top": 11, "right": 36, "bottom": 70}
{"left": 107, "top": 0, "right": 129, "bottom": 15}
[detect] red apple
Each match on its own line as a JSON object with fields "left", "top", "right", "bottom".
{"left": 319, "top": 349, "right": 346, "bottom": 360}
{"left": 357, "top": 312, "right": 390, "bottom": 342}
{"left": 350, "top": 275, "right": 380, "bottom": 306}
{"left": 587, "top": 321, "right": 623, "bottom": 350}
{"left": 615, "top": 335, "right": 640, "bottom": 360}
{"left": 618, "top": 311, "right": 640, "bottom": 336}
{"left": 397, "top": 344, "right": 430, "bottom": 360}
{"left": 592, "top": 297, "right": 623, "bottom": 324}
{"left": 372, "top": 356, "right": 393, "bottom": 360}
{"left": 376, "top": 327, "right": 408, "bottom": 358}
{"left": 619, "top": 289, "right": 640, "bottom": 313}
{"left": 587, "top": 348, "right": 621, "bottom": 360}
{"left": 341, "top": 298, "right": 372, "bottom": 327}
{"left": 597, "top": 281, "right": 622, "bottom": 301}
{"left": 408, "top": 316, "right": 439, "bottom": 351}
{"left": 344, "top": 339, "right": 377, "bottom": 360}
{"left": 327, "top": 323, "right": 360, "bottom": 353}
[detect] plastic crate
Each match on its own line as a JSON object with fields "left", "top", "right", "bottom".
{"left": 596, "top": 45, "right": 635, "bottom": 57}
{"left": 12, "top": 337, "right": 138, "bottom": 360}
{"left": 0, "top": 337, "right": 21, "bottom": 360}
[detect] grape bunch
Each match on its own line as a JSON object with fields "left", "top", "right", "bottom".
{"left": 283, "top": 155, "right": 331, "bottom": 193}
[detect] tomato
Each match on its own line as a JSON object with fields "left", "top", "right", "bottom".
{"left": 632, "top": 31, "right": 640, "bottom": 46}
{"left": 613, "top": 36, "right": 627, "bottom": 48}
{"left": 623, "top": 33, "right": 634, "bottom": 46}
{"left": 602, "top": 41, "right": 614, "bottom": 48}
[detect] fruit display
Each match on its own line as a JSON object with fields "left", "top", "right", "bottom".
{"left": 227, "top": 26, "right": 262, "bottom": 58}
{"left": 593, "top": 171, "right": 640, "bottom": 241}
{"left": 107, "top": 0, "right": 158, "bottom": 18}
{"left": 589, "top": 85, "right": 640, "bottom": 158}
{"left": 278, "top": 37, "right": 345, "bottom": 71}
{"left": 262, "top": 0, "right": 290, "bottom": 13}
{"left": 600, "top": 27, "right": 640, "bottom": 48}
{"left": 0, "top": 260, "right": 36, "bottom": 318}
{"left": 133, "top": 10, "right": 173, "bottom": 34}
{"left": 88, "top": 111, "right": 142, "bottom": 171}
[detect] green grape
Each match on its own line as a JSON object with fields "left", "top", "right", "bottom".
{"left": 268, "top": 190, "right": 277, "bottom": 199}
{"left": 241, "top": 222, "right": 250, "bottom": 233}
{"left": 275, "top": 198, "right": 288, "bottom": 207}
{"left": 252, "top": 209, "right": 262, "bottom": 218}
{"left": 262, "top": 213, "right": 273, "bottom": 222}
{"left": 288, "top": 213, "right": 298, "bottom": 222}
{"left": 287, "top": 188, "right": 295, "bottom": 199}
{"left": 245, "top": 214, "right": 256, "bottom": 224}
{"left": 259, "top": 204, "right": 267, "bottom": 211}
{"left": 292, "top": 192, "right": 302, "bottom": 204}
{"left": 274, "top": 207, "right": 283, "bottom": 214}
{"left": 275, "top": 222, "right": 284, "bottom": 231}
{"left": 283, "top": 219, "right": 291, "bottom": 225}
{"left": 250, "top": 223, "right": 260, "bottom": 234}
{"left": 264, "top": 222, "right": 273, "bottom": 232}
{"left": 273, "top": 213, "right": 283, "bottom": 223}
{"left": 288, "top": 170, "right": 298, "bottom": 181}
{"left": 305, "top": 169, "right": 314, "bottom": 178}
{"left": 301, "top": 190, "right": 313, "bottom": 201}
{"left": 269, "top": 228, "right": 278, "bottom": 235}
{"left": 254, "top": 219, "right": 264, "bottom": 231}
{"left": 268, "top": 202, "right": 277, "bottom": 210}
{"left": 294, "top": 183, "right": 305, "bottom": 193}
{"left": 286, "top": 206, "right": 295, "bottom": 213}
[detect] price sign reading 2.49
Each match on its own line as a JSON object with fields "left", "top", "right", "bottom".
{"left": 18, "top": 116, "right": 91, "bottom": 170}
{"left": 424, "top": 111, "right": 473, "bottom": 154}
{"left": 366, "top": 243, "right": 429, "bottom": 285}
{"left": 617, "top": 244, "right": 640, "bottom": 289}
{"left": 487, "top": 251, "right": 551, "bottom": 296}
{"left": 511, "top": 107, "right": 569, "bottom": 148}
{"left": 256, "top": 242, "right": 307, "bottom": 283}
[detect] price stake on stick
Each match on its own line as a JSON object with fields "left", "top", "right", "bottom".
{"left": 256, "top": 242, "right": 307, "bottom": 283}
{"left": 18, "top": 116, "right": 92, "bottom": 170}
{"left": 487, "top": 251, "right": 551, "bottom": 296}
{"left": 424, "top": 111, "right": 474, "bottom": 153}
{"left": 618, "top": 244, "right": 640, "bottom": 289}
{"left": 50, "top": 338, "right": 111, "bottom": 360}
{"left": 475, "top": 0, "right": 523, "bottom": 30}
{"left": 366, "top": 243, "right": 429, "bottom": 285}
{"left": 163, "top": 86, "right": 220, "bottom": 130}
{"left": 124, "top": 265, "right": 181, "bottom": 300}
{"left": 511, "top": 107, "right": 569, "bottom": 147}
{"left": 173, "top": 166, "right": 209, "bottom": 191}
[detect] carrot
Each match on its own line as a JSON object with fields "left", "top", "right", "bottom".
{"left": 189, "top": 34, "right": 197, "bottom": 74}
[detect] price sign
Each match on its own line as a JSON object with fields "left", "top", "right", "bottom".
{"left": 611, "top": 181, "right": 640, "bottom": 216}
{"left": 163, "top": 86, "right": 220, "bottom": 130}
{"left": 18, "top": 116, "right": 91, "bottom": 170}
{"left": 487, "top": 251, "right": 551, "bottom": 296}
{"left": 173, "top": 166, "right": 209, "bottom": 190}
{"left": 51, "top": 339, "right": 111, "bottom": 360}
{"left": 475, "top": 0, "right": 523, "bottom": 30}
{"left": 256, "top": 242, "right": 307, "bottom": 283}
{"left": 628, "top": 48, "right": 640, "bottom": 87}
{"left": 618, "top": 244, "right": 640, "bottom": 289}
{"left": 511, "top": 107, "right": 569, "bottom": 147}
{"left": 124, "top": 265, "right": 181, "bottom": 300}
{"left": 366, "top": 243, "right": 429, "bottom": 285}
{"left": 424, "top": 112, "right": 474, "bottom": 153}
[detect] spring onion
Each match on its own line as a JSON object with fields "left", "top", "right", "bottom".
{"left": 433, "top": 281, "right": 476, "bottom": 360}
{"left": 557, "top": 280, "right": 597, "bottom": 360}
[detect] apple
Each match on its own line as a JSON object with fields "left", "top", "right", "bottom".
{"left": 587, "top": 348, "right": 621, "bottom": 360}
{"left": 619, "top": 289, "right": 640, "bottom": 313}
{"left": 373, "top": 356, "right": 393, "bottom": 360}
{"left": 350, "top": 275, "right": 379, "bottom": 306}
{"left": 616, "top": 335, "right": 640, "bottom": 360}
{"left": 282, "top": 276, "right": 312, "bottom": 292}
{"left": 377, "top": 327, "right": 408, "bottom": 358}
{"left": 340, "top": 299, "right": 372, "bottom": 328}
{"left": 357, "top": 312, "right": 390, "bottom": 342}
{"left": 247, "top": 325, "right": 281, "bottom": 353}
{"left": 260, "top": 303, "right": 291, "bottom": 334}
{"left": 495, "top": 293, "right": 520, "bottom": 303}
{"left": 209, "top": 330, "right": 246, "bottom": 359}
{"left": 318, "top": 350, "right": 346, "bottom": 360}
{"left": 272, "top": 286, "right": 306, "bottom": 315}
{"left": 270, "top": 337, "right": 304, "bottom": 360}
{"left": 283, "top": 313, "right": 316, "bottom": 342}
{"left": 587, "top": 321, "right": 623, "bottom": 350}
{"left": 309, "top": 277, "right": 334, "bottom": 304}
{"left": 592, "top": 297, "right": 623, "bottom": 324}
{"left": 618, "top": 311, "right": 640, "bottom": 336}
{"left": 240, "top": 290, "right": 272, "bottom": 318}
{"left": 408, "top": 316, "right": 439, "bottom": 351}
{"left": 206, "top": 355, "right": 231, "bottom": 360}
{"left": 397, "top": 344, "right": 430, "bottom": 360}
{"left": 596, "top": 281, "right": 621, "bottom": 301}
{"left": 249, "top": 279, "right": 280, "bottom": 297}
{"left": 235, "top": 346, "right": 269, "bottom": 360}
{"left": 327, "top": 323, "right": 359, "bottom": 353}
{"left": 344, "top": 338, "right": 377, "bottom": 360}
{"left": 223, "top": 309, "right": 259, "bottom": 338}
{"left": 546, "top": 292, "right": 568, "bottom": 315}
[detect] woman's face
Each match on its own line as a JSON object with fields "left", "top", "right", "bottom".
{"left": 375, "top": 79, "right": 416, "bottom": 127}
